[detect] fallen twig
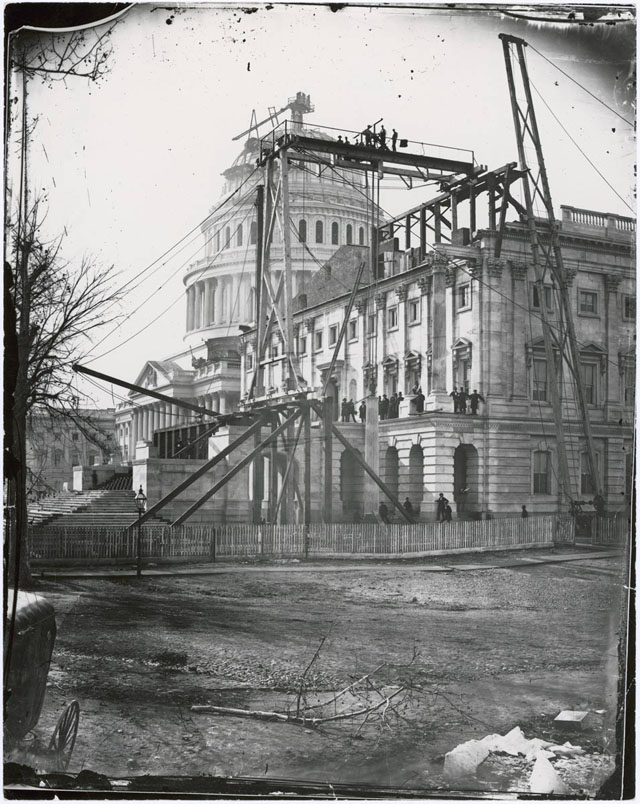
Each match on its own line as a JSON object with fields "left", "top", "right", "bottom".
{"left": 191, "top": 686, "right": 407, "bottom": 727}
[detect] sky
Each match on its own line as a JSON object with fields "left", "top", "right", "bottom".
{"left": 9, "top": 3, "right": 636, "bottom": 409}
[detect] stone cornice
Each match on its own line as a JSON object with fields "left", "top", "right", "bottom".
{"left": 488, "top": 224, "right": 635, "bottom": 257}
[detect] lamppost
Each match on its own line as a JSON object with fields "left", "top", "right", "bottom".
{"left": 135, "top": 486, "right": 147, "bottom": 577}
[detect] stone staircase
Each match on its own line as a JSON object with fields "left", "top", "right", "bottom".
{"left": 30, "top": 490, "right": 170, "bottom": 530}
{"left": 28, "top": 491, "right": 106, "bottom": 526}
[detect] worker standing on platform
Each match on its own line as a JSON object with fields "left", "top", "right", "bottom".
{"left": 391, "top": 128, "right": 398, "bottom": 151}
{"left": 358, "top": 401, "right": 366, "bottom": 422}
{"left": 341, "top": 398, "right": 349, "bottom": 422}
{"left": 469, "top": 389, "right": 485, "bottom": 415}
{"left": 364, "top": 125, "right": 373, "bottom": 146}
{"left": 379, "top": 125, "right": 387, "bottom": 149}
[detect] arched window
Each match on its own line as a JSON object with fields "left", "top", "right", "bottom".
{"left": 331, "top": 222, "right": 339, "bottom": 245}
{"left": 298, "top": 219, "right": 307, "bottom": 243}
{"left": 409, "top": 444, "right": 424, "bottom": 503}
{"left": 224, "top": 226, "right": 231, "bottom": 249}
{"left": 346, "top": 224, "right": 353, "bottom": 245}
{"left": 250, "top": 220, "right": 257, "bottom": 245}
{"left": 215, "top": 231, "right": 220, "bottom": 251}
{"left": 237, "top": 224, "right": 243, "bottom": 247}
{"left": 247, "top": 286, "right": 256, "bottom": 322}
{"left": 358, "top": 226, "right": 365, "bottom": 245}
{"left": 315, "top": 220, "right": 324, "bottom": 244}
{"left": 385, "top": 447, "right": 399, "bottom": 498}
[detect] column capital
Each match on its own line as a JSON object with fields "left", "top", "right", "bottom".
{"left": 563, "top": 267, "right": 578, "bottom": 287}
{"left": 468, "top": 259, "right": 481, "bottom": 280}
{"left": 395, "top": 283, "right": 408, "bottom": 301}
{"left": 355, "top": 299, "right": 368, "bottom": 315}
{"left": 417, "top": 275, "right": 431, "bottom": 296}
{"left": 303, "top": 317, "right": 315, "bottom": 333}
{"left": 509, "top": 260, "right": 528, "bottom": 280}
{"left": 486, "top": 258, "right": 505, "bottom": 279}
{"left": 375, "top": 293, "right": 386, "bottom": 310}
{"left": 605, "top": 274, "right": 622, "bottom": 294}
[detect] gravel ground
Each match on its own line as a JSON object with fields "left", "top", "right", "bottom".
{"left": 6, "top": 553, "right": 629, "bottom": 795}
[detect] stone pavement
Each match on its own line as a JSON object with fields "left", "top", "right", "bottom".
{"left": 36, "top": 548, "right": 624, "bottom": 580}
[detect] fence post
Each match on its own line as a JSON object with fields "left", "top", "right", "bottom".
{"left": 210, "top": 528, "right": 216, "bottom": 562}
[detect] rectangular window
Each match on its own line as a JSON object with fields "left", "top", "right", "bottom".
{"left": 623, "top": 295, "right": 636, "bottom": 320}
{"left": 246, "top": 353, "right": 254, "bottom": 371}
{"left": 388, "top": 307, "right": 398, "bottom": 330}
{"left": 368, "top": 314, "right": 377, "bottom": 336}
{"left": 581, "top": 362, "right": 597, "bottom": 405}
{"left": 578, "top": 290, "right": 598, "bottom": 315}
{"left": 532, "top": 358, "right": 548, "bottom": 402}
{"left": 72, "top": 433, "right": 79, "bottom": 442}
{"left": 348, "top": 319, "right": 358, "bottom": 341}
{"left": 329, "top": 324, "right": 339, "bottom": 347}
{"left": 533, "top": 451, "right": 550, "bottom": 494}
{"left": 298, "top": 336, "right": 307, "bottom": 355}
{"left": 531, "top": 283, "right": 553, "bottom": 310}
{"left": 408, "top": 299, "right": 420, "bottom": 324}
{"left": 457, "top": 284, "right": 471, "bottom": 310}
{"left": 314, "top": 330, "right": 323, "bottom": 351}
{"left": 624, "top": 363, "right": 635, "bottom": 405}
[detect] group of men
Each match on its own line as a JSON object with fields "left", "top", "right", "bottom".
{"left": 378, "top": 392, "right": 404, "bottom": 420}
{"left": 339, "top": 124, "right": 399, "bottom": 151}
{"left": 449, "top": 387, "right": 484, "bottom": 415}
{"left": 340, "top": 398, "right": 358, "bottom": 422}
{"left": 378, "top": 496, "right": 417, "bottom": 524}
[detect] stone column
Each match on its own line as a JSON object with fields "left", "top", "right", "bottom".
{"left": 604, "top": 275, "right": 621, "bottom": 411}
{"left": 395, "top": 283, "right": 408, "bottom": 393}
{"left": 131, "top": 412, "right": 138, "bottom": 456}
{"left": 429, "top": 263, "right": 448, "bottom": 399}
{"left": 364, "top": 394, "right": 380, "bottom": 515}
{"left": 375, "top": 293, "right": 386, "bottom": 388}
{"left": 355, "top": 300, "right": 368, "bottom": 397}
{"left": 510, "top": 261, "right": 528, "bottom": 399}
{"left": 204, "top": 279, "right": 211, "bottom": 327}
{"left": 210, "top": 279, "right": 217, "bottom": 323}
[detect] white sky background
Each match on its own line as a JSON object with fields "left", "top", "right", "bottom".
{"left": 11, "top": 3, "right": 636, "bottom": 410}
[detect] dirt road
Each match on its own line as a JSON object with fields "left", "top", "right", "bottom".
{"left": 12, "top": 552, "right": 628, "bottom": 795}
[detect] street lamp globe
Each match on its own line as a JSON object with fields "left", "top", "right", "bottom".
{"left": 135, "top": 486, "right": 147, "bottom": 513}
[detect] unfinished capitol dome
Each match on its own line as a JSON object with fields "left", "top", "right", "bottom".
{"left": 183, "top": 94, "right": 371, "bottom": 353}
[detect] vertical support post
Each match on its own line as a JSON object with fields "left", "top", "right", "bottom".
{"left": 434, "top": 202, "right": 442, "bottom": 244}
{"left": 469, "top": 182, "right": 476, "bottom": 235}
{"left": 269, "top": 413, "right": 279, "bottom": 523}
{"left": 323, "top": 396, "right": 333, "bottom": 523}
{"left": 451, "top": 193, "right": 458, "bottom": 232}
{"left": 280, "top": 150, "right": 296, "bottom": 390}
{"left": 405, "top": 214, "right": 411, "bottom": 250}
{"left": 136, "top": 510, "right": 142, "bottom": 578}
{"left": 488, "top": 174, "right": 497, "bottom": 230}
{"left": 501, "top": 34, "right": 573, "bottom": 502}
{"left": 252, "top": 425, "right": 263, "bottom": 523}
{"left": 304, "top": 404, "right": 311, "bottom": 527}
{"left": 420, "top": 207, "right": 427, "bottom": 259}
{"left": 253, "top": 184, "right": 265, "bottom": 397}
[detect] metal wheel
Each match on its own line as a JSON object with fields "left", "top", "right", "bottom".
{"left": 48, "top": 700, "right": 79, "bottom": 771}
